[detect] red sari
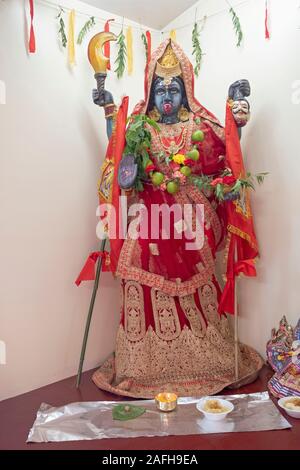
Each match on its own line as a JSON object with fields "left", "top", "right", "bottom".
{"left": 93, "top": 40, "right": 263, "bottom": 398}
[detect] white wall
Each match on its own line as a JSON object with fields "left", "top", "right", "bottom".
{"left": 163, "top": 0, "right": 300, "bottom": 355}
{"left": 0, "top": 0, "right": 159, "bottom": 400}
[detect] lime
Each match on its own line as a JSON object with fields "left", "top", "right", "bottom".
{"left": 151, "top": 172, "right": 164, "bottom": 186}
{"left": 186, "top": 148, "right": 200, "bottom": 161}
{"left": 180, "top": 166, "right": 191, "bottom": 177}
{"left": 192, "top": 130, "right": 205, "bottom": 142}
{"left": 166, "top": 181, "right": 179, "bottom": 194}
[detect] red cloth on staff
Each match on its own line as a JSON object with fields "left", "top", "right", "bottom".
{"left": 75, "top": 251, "right": 110, "bottom": 286}
{"left": 218, "top": 101, "right": 259, "bottom": 315}
{"left": 109, "top": 96, "right": 129, "bottom": 273}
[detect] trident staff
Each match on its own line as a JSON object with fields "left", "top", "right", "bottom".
{"left": 76, "top": 31, "right": 116, "bottom": 388}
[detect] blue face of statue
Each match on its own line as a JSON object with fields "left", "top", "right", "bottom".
{"left": 153, "top": 78, "right": 184, "bottom": 123}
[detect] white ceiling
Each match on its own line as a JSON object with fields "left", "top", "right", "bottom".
{"left": 83, "top": 0, "right": 199, "bottom": 30}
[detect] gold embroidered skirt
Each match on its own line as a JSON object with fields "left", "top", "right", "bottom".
{"left": 93, "top": 279, "right": 263, "bottom": 398}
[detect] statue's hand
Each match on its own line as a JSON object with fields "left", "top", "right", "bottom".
{"left": 228, "top": 79, "right": 251, "bottom": 101}
{"left": 118, "top": 155, "right": 138, "bottom": 190}
{"left": 92, "top": 89, "right": 114, "bottom": 107}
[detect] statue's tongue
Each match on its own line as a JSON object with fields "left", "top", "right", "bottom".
{"left": 163, "top": 103, "right": 173, "bottom": 114}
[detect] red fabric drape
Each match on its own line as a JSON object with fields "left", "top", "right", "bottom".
{"left": 29, "top": 0, "right": 36, "bottom": 53}
{"left": 218, "top": 102, "right": 259, "bottom": 315}
{"left": 104, "top": 19, "right": 114, "bottom": 70}
{"left": 109, "top": 96, "right": 129, "bottom": 273}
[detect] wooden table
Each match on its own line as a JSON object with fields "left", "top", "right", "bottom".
{"left": 0, "top": 366, "right": 299, "bottom": 450}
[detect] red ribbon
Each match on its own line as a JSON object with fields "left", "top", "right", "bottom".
{"left": 146, "top": 31, "right": 151, "bottom": 65}
{"left": 265, "top": 1, "right": 270, "bottom": 40}
{"left": 75, "top": 251, "right": 109, "bottom": 286}
{"left": 29, "top": 0, "right": 36, "bottom": 53}
{"left": 104, "top": 19, "right": 115, "bottom": 70}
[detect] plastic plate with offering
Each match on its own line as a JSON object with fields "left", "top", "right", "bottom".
{"left": 278, "top": 396, "right": 300, "bottom": 418}
{"left": 196, "top": 398, "right": 234, "bottom": 421}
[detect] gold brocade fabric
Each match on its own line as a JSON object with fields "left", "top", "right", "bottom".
{"left": 93, "top": 319, "right": 263, "bottom": 398}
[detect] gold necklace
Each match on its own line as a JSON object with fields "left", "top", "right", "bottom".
{"left": 150, "top": 114, "right": 194, "bottom": 155}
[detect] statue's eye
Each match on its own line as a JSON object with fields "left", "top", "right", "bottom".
{"left": 156, "top": 88, "right": 165, "bottom": 95}
{"left": 170, "top": 88, "right": 179, "bottom": 94}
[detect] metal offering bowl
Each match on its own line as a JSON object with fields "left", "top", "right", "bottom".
{"left": 155, "top": 392, "right": 178, "bottom": 412}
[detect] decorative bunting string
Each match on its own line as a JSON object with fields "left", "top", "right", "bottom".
{"left": 28, "top": 0, "right": 36, "bottom": 53}
{"left": 265, "top": 0, "right": 270, "bottom": 39}
{"left": 17, "top": 0, "right": 300, "bottom": 72}
{"left": 104, "top": 19, "right": 114, "bottom": 70}
{"left": 126, "top": 26, "right": 133, "bottom": 75}
{"left": 67, "top": 9, "right": 76, "bottom": 65}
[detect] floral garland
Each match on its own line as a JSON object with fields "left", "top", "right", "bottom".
{"left": 124, "top": 115, "right": 267, "bottom": 198}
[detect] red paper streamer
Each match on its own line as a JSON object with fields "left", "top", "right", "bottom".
{"left": 265, "top": 1, "right": 270, "bottom": 39}
{"left": 28, "top": 0, "right": 36, "bottom": 53}
{"left": 104, "top": 19, "right": 115, "bottom": 70}
{"left": 146, "top": 31, "right": 151, "bottom": 65}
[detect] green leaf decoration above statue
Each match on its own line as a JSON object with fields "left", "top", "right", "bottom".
{"left": 77, "top": 17, "right": 96, "bottom": 45}
{"left": 115, "top": 29, "right": 127, "bottom": 79}
{"left": 229, "top": 7, "right": 243, "bottom": 47}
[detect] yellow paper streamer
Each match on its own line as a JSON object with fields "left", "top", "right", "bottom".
{"left": 126, "top": 26, "right": 133, "bottom": 75}
{"left": 68, "top": 9, "right": 76, "bottom": 66}
{"left": 170, "top": 29, "right": 176, "bottom": 41}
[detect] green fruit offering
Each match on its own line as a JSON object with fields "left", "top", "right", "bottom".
{"left": 186, "top": 148, "right": 200, "bottom": 161}
{"left": 151, "top": 171, "right": 164, "bottom": 186}
{"left": 166, "top": 181, "right": 179, "bottom": 194}
{"left": 191, "top": 130, "right": 205, "bottom": 142}
{"left": 180, "top": 166, "right": 191, "bottom": 177}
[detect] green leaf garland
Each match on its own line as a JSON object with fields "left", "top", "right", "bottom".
{"left": 56, "top": 7, "right": 67, "bottom": 48}
{"left": 124, "top": 114, "right": 160, "bottom": 192}
{"left": 77, "top": 16, "right": 96, "bottom": 45}
{"left": 192, "top": 22, "right": 203, "bottom": 78}
{"left": 229, "top": 7, "right": 243, "bottom": 47}
{"left": 141, "top": 32, "right": 148, "bottom": 61}
{"left": 114, "top": 29, "right": 127, "bottom": 79}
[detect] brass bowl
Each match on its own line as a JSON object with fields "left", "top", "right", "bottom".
{"left": 155, "top": 392, "right": 178, "bottom": 412}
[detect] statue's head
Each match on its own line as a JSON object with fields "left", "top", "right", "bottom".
{"left": 147, "top": 43, "right": 190, "bottom": 123}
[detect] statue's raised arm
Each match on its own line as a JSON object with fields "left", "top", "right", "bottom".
{"left": 88, "top": 31, "right": 117, "bottom": 140}
{"left": 92, "top": 87, "right": 116, "bottom": 139}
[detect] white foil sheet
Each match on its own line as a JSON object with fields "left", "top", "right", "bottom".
{"left": 27, "top": 392, "right": 291, "bottom": 443}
